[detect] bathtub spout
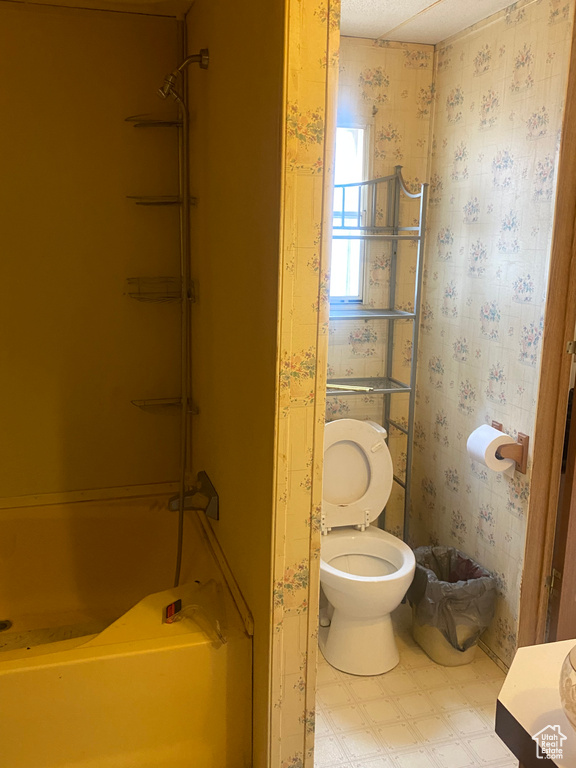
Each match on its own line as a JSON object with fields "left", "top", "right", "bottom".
{"left": 168, "top": 471, "right": 219, "bottom": 520}
{"left": 165, "top": 602, "right": 227, "bottom": 647}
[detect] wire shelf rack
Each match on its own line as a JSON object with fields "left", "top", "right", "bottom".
{"left": 125, "top": 113, "right": 182, "bottom": 128}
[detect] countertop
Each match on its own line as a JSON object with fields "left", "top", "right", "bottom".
{"left": 496, "top": 639, "right": 576, "bottom": 767}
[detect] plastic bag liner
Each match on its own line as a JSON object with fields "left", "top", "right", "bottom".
{"left": 407, "top": 546, "right": 496, "bottom": 653}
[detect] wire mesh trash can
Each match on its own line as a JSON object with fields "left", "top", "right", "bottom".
{"left": 406, "top": 546, "right": 497, "bottom": 666}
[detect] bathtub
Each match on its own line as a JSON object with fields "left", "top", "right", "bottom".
{"left": 0, "top": 494, "right": 253, "bottom": 767}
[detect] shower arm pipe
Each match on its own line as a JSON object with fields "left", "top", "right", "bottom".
{"left": 177, "top": 49, "right": 209, "bottom": 73}
{"left": 158, "top": 49, "right": 209, "bottom": 100}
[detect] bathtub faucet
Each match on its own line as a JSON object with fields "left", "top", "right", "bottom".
{"left": 168, "top": 471, "right": 219, "bottom": 520}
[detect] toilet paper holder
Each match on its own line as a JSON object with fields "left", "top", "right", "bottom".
{"left": 491, "top": 421, "right": 529, "bottom": 474}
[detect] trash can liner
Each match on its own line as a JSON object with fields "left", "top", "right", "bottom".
{"left": 407, "top": 546, "right": 497, "bottom": 653}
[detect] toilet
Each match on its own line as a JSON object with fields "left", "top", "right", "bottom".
{"left": 319, "top": 418, "right": 415, "bottom": 676}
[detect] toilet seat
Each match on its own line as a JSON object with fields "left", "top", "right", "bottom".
{"left": 322, "top": 419, "right": 393, "bottom": 534}
{"left": 320, "top": 527, "right": 414, "bottom": 584}
{"left": 328, "top": 552, "right": 397, "bottom": 578}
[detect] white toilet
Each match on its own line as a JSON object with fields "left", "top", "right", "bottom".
{"left": 319, "top": 418, "right": 415, "bottom": 676}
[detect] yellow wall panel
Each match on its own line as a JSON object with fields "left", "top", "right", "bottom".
{"left": 0, "top": 4, "right": 181, "bottom": 497}
{"left": 185, "top": 2, "right": 285, "bottom": 763}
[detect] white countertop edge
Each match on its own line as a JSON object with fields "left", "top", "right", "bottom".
{"left": 498, "top": 639, "right": 576, "bottom": 767}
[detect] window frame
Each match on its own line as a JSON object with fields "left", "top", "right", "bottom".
{"left": 330, "top": 123, "right": 372, "bottom": 305}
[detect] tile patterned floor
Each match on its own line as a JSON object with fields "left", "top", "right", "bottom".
{"left": 315, "top": 605, "right": 517, "bottom": 768}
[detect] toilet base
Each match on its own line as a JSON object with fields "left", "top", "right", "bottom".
{"left": 318, "top": 609, "right": 399, "bottom": 676}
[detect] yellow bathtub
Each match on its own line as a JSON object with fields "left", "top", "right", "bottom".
{"left": 0, "top": 495, "right": 253, "bottom": 768}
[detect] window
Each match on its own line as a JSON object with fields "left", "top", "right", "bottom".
{"left": 330, "top": 127, "right": 367, "bottom": 302}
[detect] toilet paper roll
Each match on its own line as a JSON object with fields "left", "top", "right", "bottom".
{"left": 467, "top": 424, "right": 516, "bottom": 476}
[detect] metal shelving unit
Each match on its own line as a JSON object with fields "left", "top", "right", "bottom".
{"left": 327, "top": 166, "right": 428, "bottom": 541}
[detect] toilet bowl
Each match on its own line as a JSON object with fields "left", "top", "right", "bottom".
{"left": 319, "top": 418, "right": 415, "bottom": 676}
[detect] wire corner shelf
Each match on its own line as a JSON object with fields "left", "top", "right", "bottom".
{"left": 125, "top": 113, "right": 182, "bottom": 129}
{"left": 126, "top": 277, "right": 182, "bottom": 303}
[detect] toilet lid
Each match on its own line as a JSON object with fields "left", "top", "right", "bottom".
{"left": 322, "top": 419, "right": 394, "bottom": 533}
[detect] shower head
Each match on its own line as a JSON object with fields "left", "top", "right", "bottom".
{"left": 157, "top": 49, "right": 209, "bottom": 100}
{"left": 157, "top": 73, "right": 178, "bottom": 100}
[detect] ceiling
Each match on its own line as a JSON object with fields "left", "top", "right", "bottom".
{"left": 4, "top": 0, "right": 519, "bottom": 38}
{"left": 3, "top": 0, "right": 189, "bottom": 16}
{"left": 340, "top": 0, "right": 519, "bottom": 44}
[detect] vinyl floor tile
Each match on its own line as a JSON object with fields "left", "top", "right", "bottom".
{"left": 359, "top": 696, "right": 403, "bottom": 726}
{"left": 350, "top": 757, "right": 396, "bottom": 768}
{"left": 427, "top": 685, "right": 471, "bottom": 712}
{"left": 339, "top": 728, "right": 387, "bottom": 760}
{"left": 411, "top": 713, "right": 457, "bottom": 743}
{"left": 314, "top": 735, "right": 349, "bottom": 768}
{"left": 390, "top": 747, "right": 440, "bottom": 768}
{"left": 326, "top": 703, "right": 370, "bottom": 733}
{"left": 376, "top": 721, "right": 420, "bottom": 751}
{"left": 314, "top": 605, "right": 514, "bottom": 768}
{"left": 430, "top": 740, "right": 478, "bottom": 768}
{"left": 445, "top": 707, "right": 491, "bottom": 736}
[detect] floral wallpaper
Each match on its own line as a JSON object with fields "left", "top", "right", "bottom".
{"left": 273, "top": 0, "right": 574, "bottom": 764}
{"left": 326, "top": 38, "right": 434, "bottom": 537}
{"left": 320, "top": 0, "right": 574, "bottom": 672}
{"left": 412, "top": 0, "right": 575, "bottom": 667}
{"left": 271, "top": 1, "right": 338, "bottom": 766}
